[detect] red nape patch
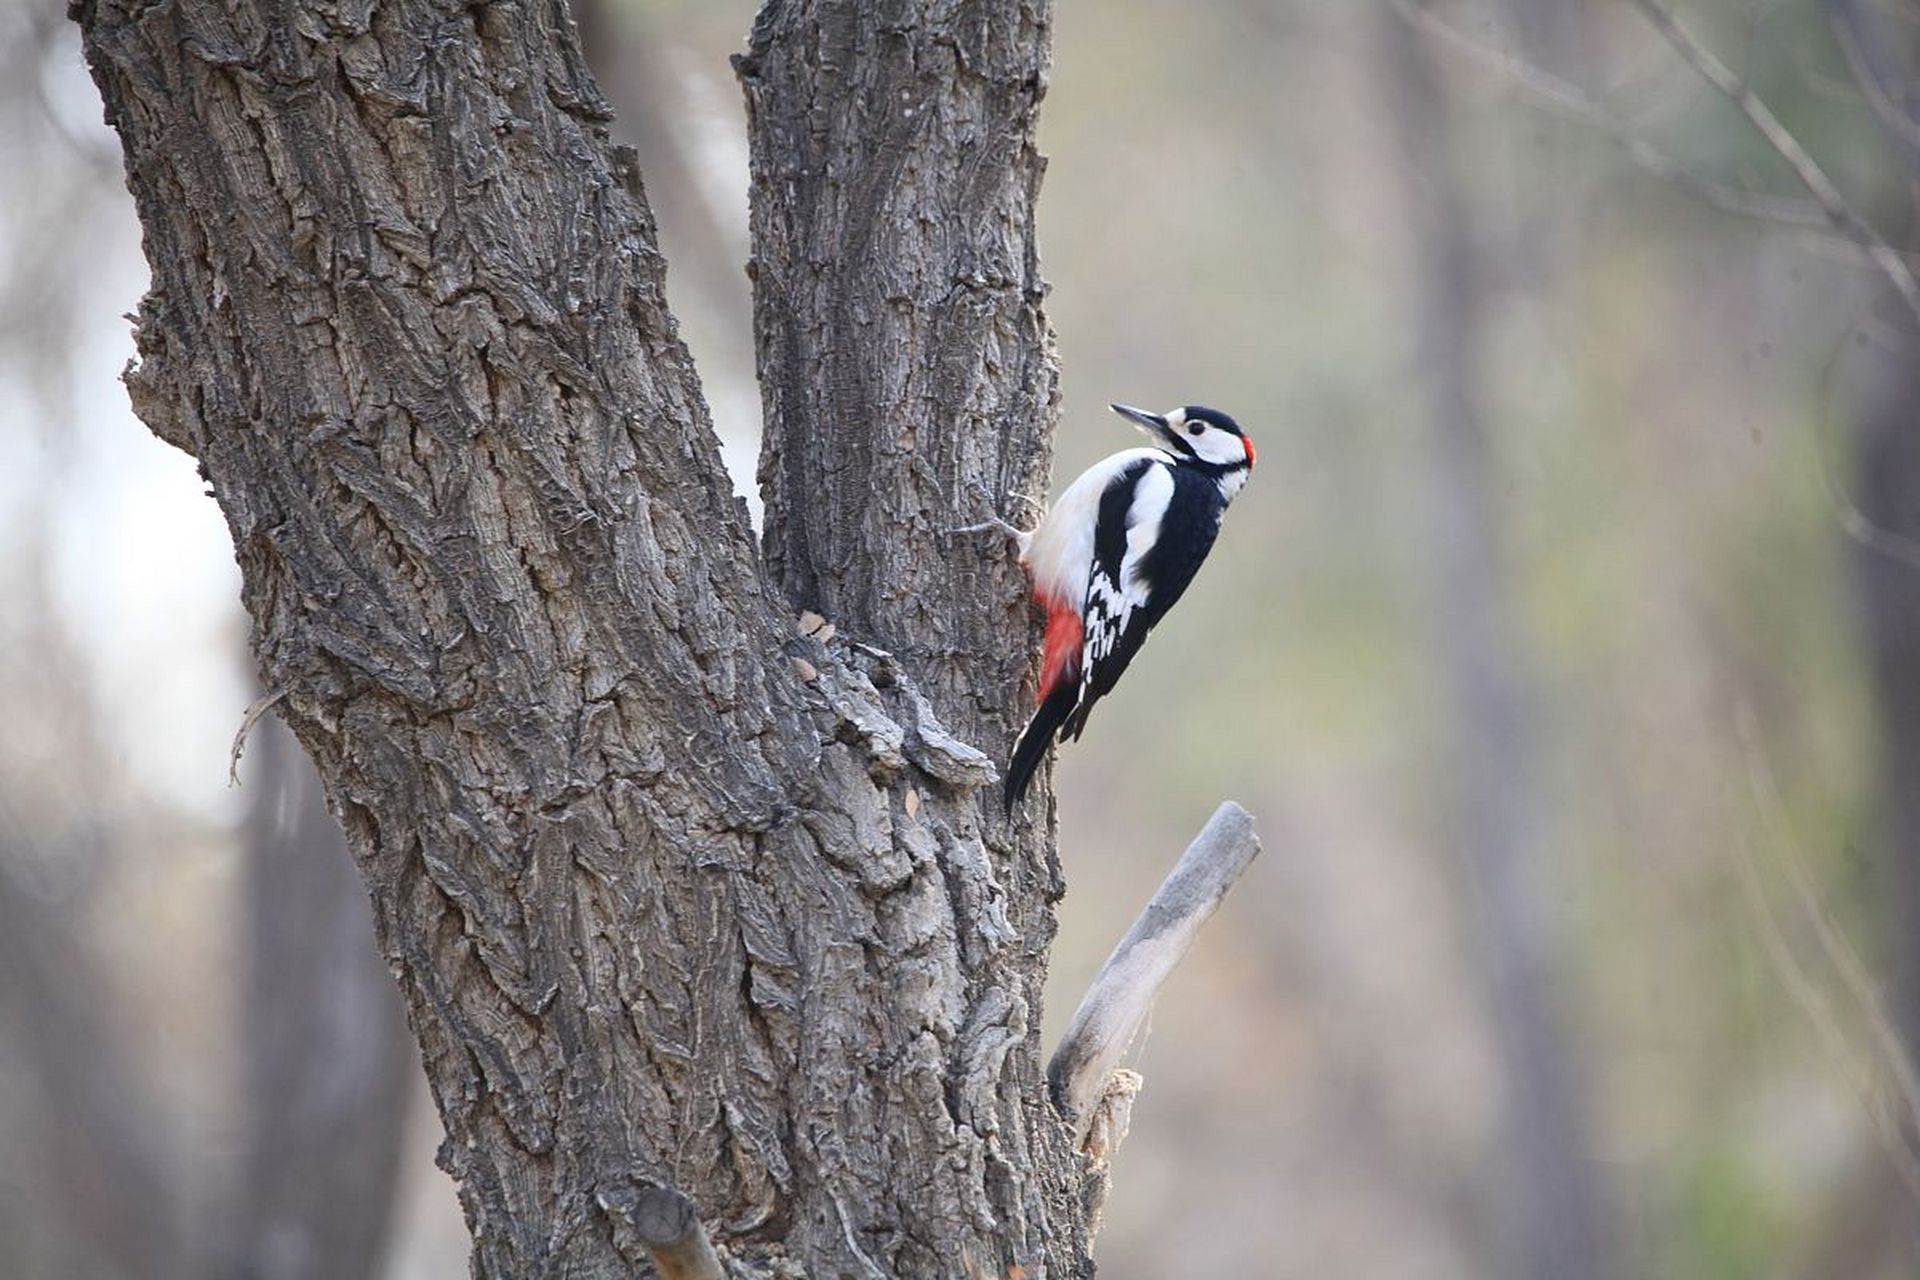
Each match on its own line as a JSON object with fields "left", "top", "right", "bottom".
{"left": 1244, "top": 435, "right": 1257, "bottom": 468}
{"left": 1037, "top": 593, "right": 1083, "bottom": 703}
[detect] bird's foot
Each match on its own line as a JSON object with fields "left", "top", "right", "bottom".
{"left": 946, "top": 482, "right": 1041, "bottom": 547}
{"left": 946, "top": 514, "right": 1031, "bottom": 539}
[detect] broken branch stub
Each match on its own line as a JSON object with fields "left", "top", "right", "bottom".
{"left": 1048, "top": 801, "right": 1262, "bottom": 1147}
{"left": 599, "top": 1183, "right": 726, "bottom": 1280}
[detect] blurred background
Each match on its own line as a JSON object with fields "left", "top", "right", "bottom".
{"left": 5, "top": 0, "right": 1920, "bottom": 1276}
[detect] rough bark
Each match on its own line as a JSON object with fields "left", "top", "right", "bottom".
{"left": 738, "top": 0, "right": 1058, "bottom": 758}
{"left": 73, "top": 0, "right": 1088, "bottom": 1275}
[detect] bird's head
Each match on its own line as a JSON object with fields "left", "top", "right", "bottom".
{"left": 1110, "top": 402, "right": 1256, "bottom": 472}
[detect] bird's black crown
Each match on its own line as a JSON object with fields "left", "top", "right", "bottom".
{"left": 1183, "top": 406, "right": 1245, "bottom": 435}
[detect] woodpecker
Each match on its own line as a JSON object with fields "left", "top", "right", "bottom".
{"left": 1000, "top": 402, "right": 1256, "bottom": 813}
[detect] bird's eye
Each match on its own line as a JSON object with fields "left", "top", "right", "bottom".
{"left": 1188, "top": 423, "right": 1204, "bottom": 436}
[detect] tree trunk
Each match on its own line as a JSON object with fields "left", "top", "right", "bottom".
{"left": 1376, "top": 13, "right": 1608, "bottom": 1280}
{"left": 1845, "top": 303, "right": 1920, "bottom": 1271}
{"left": 738, "top": 1, "right": 1059, "bottom": 757}
{"left": 73, "top": 0, "right": 1090, "bottom": 1274}
{"left": 0, "top": 848, "right": 188, "bottom": 1280}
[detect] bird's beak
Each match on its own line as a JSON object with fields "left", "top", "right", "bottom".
{"left": 1110, "top": 402, "right": 1175, "bottom": 446}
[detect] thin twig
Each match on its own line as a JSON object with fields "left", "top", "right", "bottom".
{"left": 1729, "top": 703, "right": 1920, "bottom": 1205}
{"left": 1624, "top": 0, "right": 1920, "bottom": 322}
{"left": 1735, "top": 708, "right": 1920, "bottom": 1167}
{"left": 1047, "top": 801, "right": 1261, "bottom": 1147}
{"left": 228, "top": 686, "right": 289, "bottom": 786}
{"left": 1398, "top": 0, "right": 1920, "bottom": 304}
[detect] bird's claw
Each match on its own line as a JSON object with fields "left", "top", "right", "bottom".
{"left": 946, "top": 481, "right": 1040, "bottom": 543}
{"left": 946, "top": 515, "right": 1030, "bottom": 540}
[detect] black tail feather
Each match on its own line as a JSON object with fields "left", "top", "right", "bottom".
{"left": 1004, "top": 681, "right": 1079, "bottom": 814}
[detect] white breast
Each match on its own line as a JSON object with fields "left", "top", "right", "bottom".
{"left": 1023, "top": 447, "right": 1173, "bottom": 606}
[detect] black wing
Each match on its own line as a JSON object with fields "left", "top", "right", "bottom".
{"left": 1004, "top": 678, "right": 1078, "bottom": 812}
{"left": 1061, "top": 465, "right": 1224, "bottom": 741}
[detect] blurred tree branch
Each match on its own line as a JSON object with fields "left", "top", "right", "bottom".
{"left": 1396, "top": 0, "right": 1838, "bottom": 233}
{"left": 1831, "top": 293, "right": 1920, "bottom": 1270}
{"left": 1399, "top": 0, "right": 1920, "bottom": 322}
{"left": 1759, "top": 309, "right": 1920, "bottom": 1276}
{"left": 224, "top": 716, "right": 416, "bottom": 1280}
{"left": 1624, "top": 0, "right": 1920, "bottom": 318}
{"left": 1378, "top": 8, "right": 1610, "bottom": 1279}
{"left": 1843, "top": 36, "right": 1920, "bottom": 1095}
{"left": 0, "top": 847, "right": 189, "bottom": 1280}
{"left": 1827, "top": 0, "right": 1920, "bottom": 169}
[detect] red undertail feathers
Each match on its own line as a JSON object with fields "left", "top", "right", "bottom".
{"left": 1006, "top": 592, "right": 1084, "bottom": 813}
{"left": 1037, "top": 592, "right": 1083, "bottom": 704}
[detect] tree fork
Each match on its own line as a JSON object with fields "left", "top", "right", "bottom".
{"left": 73, "top": 0, "right": 1106, "bottom": 1273}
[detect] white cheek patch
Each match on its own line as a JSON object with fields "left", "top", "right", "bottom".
{"left": 1192, "top": 427, "right": 1248, "bottom": 467}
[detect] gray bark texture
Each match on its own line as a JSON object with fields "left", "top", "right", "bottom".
{"left": 73, "top": 0, "right": 1090, "bottom": 1274}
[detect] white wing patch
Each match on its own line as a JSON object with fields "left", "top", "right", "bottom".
{"left": 1022, "top": 447, "right": 1172, "bottom": 606}
{"left": 1081, "top": 463, "right": 1174, "bottom": 677}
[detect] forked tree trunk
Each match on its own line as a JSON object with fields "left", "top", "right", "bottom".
{"left": 73, "top": 0, "right": 1091, "bottom": 1274}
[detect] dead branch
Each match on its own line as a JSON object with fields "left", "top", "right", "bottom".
{"left": 600, "top": 1184, "right": 726, "bottom": 1280}
{"left": 1048, "top": 801, "right": 1261, "bottom": 1148}
{"left": 226, "top": 686, "right": 287, "bottom": 786}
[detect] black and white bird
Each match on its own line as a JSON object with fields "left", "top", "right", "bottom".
{"left": 1000, "top": 402, "right": 1256, "bottom": 812}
